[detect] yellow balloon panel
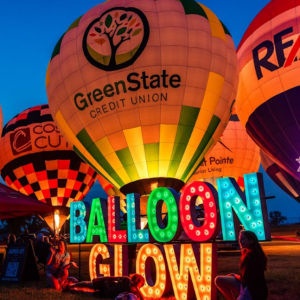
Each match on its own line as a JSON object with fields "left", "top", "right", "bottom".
{"left": 188, "top": 111, "right": 260, "bottom": 189}
{"left": 46, "top": 0, "right": 239, "bottom": 194}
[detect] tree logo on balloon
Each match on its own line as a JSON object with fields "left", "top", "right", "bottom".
{"left": 83, "top": 7, "right": 150, "bottom": 71}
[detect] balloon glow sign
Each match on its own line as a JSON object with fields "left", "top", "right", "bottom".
{"left": 70, "top": 173, "right": 270, "bottom": 300}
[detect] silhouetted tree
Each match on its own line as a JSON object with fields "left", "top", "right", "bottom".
{"left": 269, "top": 211, "right": 287, "bottom": 226}
{"left": 4, "top": 215, "right": 47, "bottom": 237}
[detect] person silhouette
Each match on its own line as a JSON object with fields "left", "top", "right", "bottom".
{"left": 215, "top": 230, "right": 268, "bottom": 300}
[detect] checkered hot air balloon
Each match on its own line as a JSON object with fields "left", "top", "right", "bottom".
{"left": 46, "top": 0, "right": 239, "bottom": 196}
{"left": 188, "top": 109, "right": 261, "bottom": 190}
{"left": 0, "top": 105, "right": 97, "bottom": 210}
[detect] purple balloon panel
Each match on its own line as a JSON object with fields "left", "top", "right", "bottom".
{"left": 261, "top": 152, "right": 300, "bottom": 203}
{"left": 246, "top": 85, "right": 300, "bottom": 182}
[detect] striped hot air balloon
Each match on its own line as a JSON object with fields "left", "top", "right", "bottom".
{"left": 46, "top": 0, "right": 239, "bottom": 196}
{"left": 236, "top": 0, "right": 300, "bottom": 184}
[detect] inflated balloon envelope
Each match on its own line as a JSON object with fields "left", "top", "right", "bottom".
{"left": 0, "top": 105, "right": 98, "bottom": 211}
{"left": 46, "top": 0, "right": 239, "bottom": 196}
{"left": 236, "top": 0, "right": 300, "bottom": 183}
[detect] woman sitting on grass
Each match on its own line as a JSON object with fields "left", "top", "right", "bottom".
{"left": 215, "top": 230, "right": 268, "bottom": 300}
{"left": 70, "top": 273, "right": 145, "bottom": 300}
{"left": 46, "top": 239, "right": 71, "bottom": 291}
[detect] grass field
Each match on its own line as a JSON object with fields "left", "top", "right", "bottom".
{"left": 0, "top": 224, "right": 299, "bottom": 300}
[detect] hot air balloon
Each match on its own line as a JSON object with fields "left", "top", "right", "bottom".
{"left": 188, "top": 109, "right": 260, "bottom": 189}
{"left": 97, "top": 174, "right": 127, "bottom": 212}
{"left": 261, "top": 150, "right": 300, "bottom": 202}
{"left": 46, "top": 0, "right": 239, "bottom": 197}
{"left": 236, "top": 0, "right": 300, "bottom": 183}
{"left": 0, "top": 104, "right": 97, "bottom": 233}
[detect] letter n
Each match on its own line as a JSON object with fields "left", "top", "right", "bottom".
{"left": 217, "top": 173, "right": 271, "bottom": 241}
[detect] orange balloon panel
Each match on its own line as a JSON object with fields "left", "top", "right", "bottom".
{"left": 46, "top": 0, "right": 239, "bottom": 195}
{"left": 0, "top": 105, "right": 97, "bottom": 207}
{"left": 236, "top": 0, "right": 300, "bottom": 184}
{"left": 236, "top": 0, "right": 300, "bottom": 126}
{"left": 188, "top": 112, "right": 260, "bottom": 188}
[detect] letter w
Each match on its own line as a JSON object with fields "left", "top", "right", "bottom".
{"left": 164, "top": 244, "right": 217, "bottom": 300}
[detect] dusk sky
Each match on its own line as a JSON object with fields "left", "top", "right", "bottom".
{"left": 1, "top": 0, "right": 300, "bottom": 220}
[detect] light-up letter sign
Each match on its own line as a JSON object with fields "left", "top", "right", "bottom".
{"left": 136, "top": 244, "right": 170, "bottom": 298}
{"left": 70, "top": 201, "right": 87, "bottom": 243}
{"left": 108, "top": 196, "right": 127, "bottom": 243}
{"left": 86, "top": 198, "right": 108, "bottom": 243}
{"left": 114, "top": 244, "right": 129, "bottom": 276}
{"left": 127, "top": 193, "right": 149, "bottom": 243}
{"left": 89, "top": 244, "right": 113, "bottom": 280}
{"left": 180, "top": 181, "right": 219, "bottom": 242}
{"left": 217, "top": 173, "right": 271, "bottom": 241}
{"left": 147, "top": 187, "right": 182, "bottom": 242}
{"left": 164, "top": 244, "right": 217, "bottom": 300}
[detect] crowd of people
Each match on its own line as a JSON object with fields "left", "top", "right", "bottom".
{"left": 7, "top": 230, "right": 53, "bottom": 264}
{"left": 3, "top": 228, "right": 269, "bottom": 300}
{"left": 7, "top": 229, "right": 52, "bottom": 246}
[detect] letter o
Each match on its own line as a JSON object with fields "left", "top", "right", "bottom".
{"left": 136, "top": 244, "right": 169, "bottom": 298}
{"left": 43, "top": 123, "right": 55, "bottom": 133}
{"left": 147, "top": 187, "right": 181, "bottom": 243}
{"left": 180, "top": 181, "right": 219, "bottom": 242}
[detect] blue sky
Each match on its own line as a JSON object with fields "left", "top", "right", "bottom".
{"left": 0, "top": 0, "right": 300, "bottom": 220}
